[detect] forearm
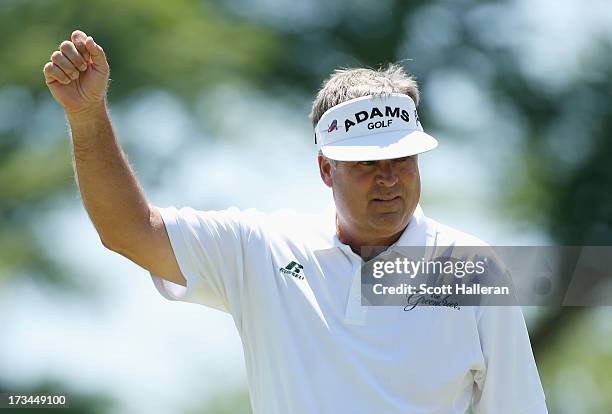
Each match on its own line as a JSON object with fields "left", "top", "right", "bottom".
{"left": 67, "top": 102, "right": 150, "bottom": 248}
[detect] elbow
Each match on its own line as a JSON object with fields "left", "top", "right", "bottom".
{"left": 99, "top": 234, "right": 121, "bottom": 252}
{"left": 100, "top": 236, "right": 131, "bottom": 260}
{"left": 99, "top": 235, "right": 114, "bottom": 251}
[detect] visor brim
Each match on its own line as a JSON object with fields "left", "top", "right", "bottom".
{"left": 320, "top": 130, "right": 438, "bottom": 161}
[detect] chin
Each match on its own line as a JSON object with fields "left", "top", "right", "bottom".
{"left": 370, "top": 214, "right": 407, "bottom": 234}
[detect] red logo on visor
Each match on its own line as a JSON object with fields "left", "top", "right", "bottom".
{"left": 327, "top": 119, "right": 339, "bottom": 132}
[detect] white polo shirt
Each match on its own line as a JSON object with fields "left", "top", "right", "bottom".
{"left": 150, "top": 204, "right": 547, "bottom": 414}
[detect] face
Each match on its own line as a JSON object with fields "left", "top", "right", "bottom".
{"left": 318, "top": 154, "right": 421, "bottom": 246}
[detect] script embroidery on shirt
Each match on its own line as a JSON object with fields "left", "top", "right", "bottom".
{"left": 403, "top": 293, "right": 461, "bottom": 312}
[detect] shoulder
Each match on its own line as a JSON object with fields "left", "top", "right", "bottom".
{"left": 191, "top": 207, "right": 333, "bottom": 250}
{"left": 264, "top": 208, "right": 335, "bottom": 249}
{"left": 425, "top": 215, "right": 490, "bottom": 247}
{"left": 177, "top": 206, "right": 332, "bottom": 236}
{"left": 168, "top": 205, "right": 265, "bottom": 231}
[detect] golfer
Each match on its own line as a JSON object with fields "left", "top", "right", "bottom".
{"left": 44, "top": 30, "right": 548, "bottom": 413}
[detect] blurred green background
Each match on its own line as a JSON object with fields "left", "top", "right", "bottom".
{"left": 1, "top": 0, "right": 611, "bottom": 412}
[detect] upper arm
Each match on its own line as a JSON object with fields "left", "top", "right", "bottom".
{"left": 104, "top": 204, "right": 261, "bottom": 315}
{"left": 104, "top": 205, "right": 186, "bottom": 287}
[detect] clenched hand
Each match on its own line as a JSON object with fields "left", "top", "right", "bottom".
{"left": 43, "top": 30, "right": 110, "bottom": 114}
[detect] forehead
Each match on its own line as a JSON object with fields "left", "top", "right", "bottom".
{"left": 335, "top": 155, "right": 418, "bottom": 165}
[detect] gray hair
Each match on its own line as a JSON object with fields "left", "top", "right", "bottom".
{"left": 319, "top": 149, "right": 337, "bottom": 169}
{"left": 309, "top": 63, "right": 420, "bottom": 129}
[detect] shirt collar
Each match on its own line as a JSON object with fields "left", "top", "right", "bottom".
{"left": 318, "top": 203, "right": 436, "bottom": 254}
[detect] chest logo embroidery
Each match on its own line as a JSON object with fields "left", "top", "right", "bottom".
{"left": 279, "top": 261, "right": 305, "bottom": 280}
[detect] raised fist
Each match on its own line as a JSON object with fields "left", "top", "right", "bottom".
{"left": 43, "top": 30, "right": 110, "bottom": 114}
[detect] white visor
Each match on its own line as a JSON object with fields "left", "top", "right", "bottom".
{"left": 315, "top": 94, "right": 438, "bottom": 161}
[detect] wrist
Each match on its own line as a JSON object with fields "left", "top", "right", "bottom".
{"left": 66, "top": 100, "right": 108, "bottom": 123}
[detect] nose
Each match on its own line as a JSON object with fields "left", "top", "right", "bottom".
{"left": 375, "top": 161, "right": 399, "bottom": 187}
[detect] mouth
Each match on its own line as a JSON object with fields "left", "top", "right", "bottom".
{"left": 372, "top": 195, "right": 401, "bottom": 205}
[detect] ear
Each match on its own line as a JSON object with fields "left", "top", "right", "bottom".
{"left": 318, "top": 153, "right": 333, "bottom": 188}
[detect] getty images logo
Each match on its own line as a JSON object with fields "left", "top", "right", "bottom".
{"left": 279, "top": 261, "right": 305, "bottom": 280}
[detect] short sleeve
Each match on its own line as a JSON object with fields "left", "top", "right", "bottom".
{"left": 472, "top": 306, "right": 548, "bottom": 414}
{"left": 149, "top": 206, "right": 262, "bottom": 320}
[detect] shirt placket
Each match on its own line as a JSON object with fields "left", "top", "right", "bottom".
{"left": 344, "top": 250, "right": 367, "bottom": 325}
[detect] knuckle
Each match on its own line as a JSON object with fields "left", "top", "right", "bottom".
{"left": 51, "top": 51, "right": 63, "bottom": 61}
{"left": 60, "top": 41, "right": 73, "bottom": 51}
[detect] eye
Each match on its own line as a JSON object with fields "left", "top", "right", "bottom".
{"left": 394, "top": 156, "right": 412, "bottom": 163}
{"left": 358, "top": 160, "right": 377, "bottom": 166}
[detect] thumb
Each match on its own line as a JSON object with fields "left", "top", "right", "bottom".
{"left": 84, "top": 36, "right": 108, "bottom": 68}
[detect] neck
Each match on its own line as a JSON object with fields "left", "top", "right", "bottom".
{"left": 336, "top": 218, "right": 406, "bottom": 261}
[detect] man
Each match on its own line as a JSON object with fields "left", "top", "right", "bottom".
{"left": 44, "top": 30, "right": 548, "bottom": 413}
